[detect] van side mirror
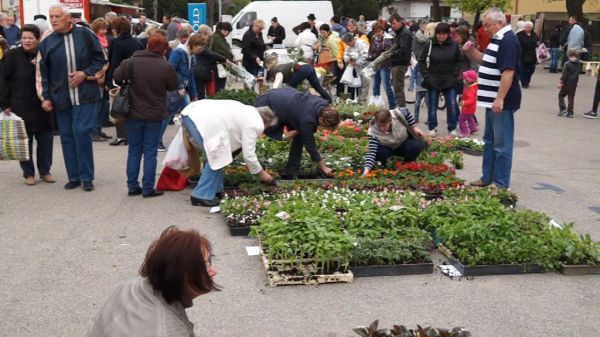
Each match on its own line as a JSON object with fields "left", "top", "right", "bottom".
{"left": 237, "top": 21, "right": 244, "bottom": 29}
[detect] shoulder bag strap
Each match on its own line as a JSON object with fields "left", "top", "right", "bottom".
{"left": 426, "top": 40, "right": 432, "bottom": 69}
{"left": 392, "top": 108, "right": 419, "bottom": 141}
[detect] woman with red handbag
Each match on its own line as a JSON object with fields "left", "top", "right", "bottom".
{"left": 193, "top": 34, "right": 227, "bottom": 99}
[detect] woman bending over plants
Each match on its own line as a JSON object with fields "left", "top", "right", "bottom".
{"left": 363, "top": 108, "right": 427, "bottom": 177}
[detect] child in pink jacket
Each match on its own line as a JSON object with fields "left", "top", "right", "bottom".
{"left": 459, "top": 70, "right": 478, "bottom": 137}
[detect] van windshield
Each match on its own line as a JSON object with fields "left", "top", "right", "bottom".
{"left": 236, "top": 11, "right": 257, "bottom": 30}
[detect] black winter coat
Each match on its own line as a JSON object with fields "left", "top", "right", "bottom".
{"left": 107, "top": 33, "right": 144, "bottom": 88}
{"left": 255, "top": 87, "right": 328, "bottom": 161}
{"left": 418, "top": 38, "right": 463, "bottom": 90}
{"left": 0, "top": 47, "right": 53, "bottom": 133}
{"left": 517, "top": 31, "right": 538, "bottom": 65}
{"left": 390, "top": 26, "right": 413, "bottom": 66}
{"left": 267, "top": 25, "right": 286, "bottom": 45}
{"left": 242, "top": 29, "right": 266, "bottom": 70}
{"left": 194, "top": 48, "right": 227, "bottom": 82}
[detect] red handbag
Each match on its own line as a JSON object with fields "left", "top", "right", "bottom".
{"left": 157, "top": 166, "right": 188, "bottom": 191}
{"left": 206, "top": 71, "right": 217, "bottom": 97}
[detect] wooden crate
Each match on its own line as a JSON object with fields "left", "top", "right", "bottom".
{"left": 258, "top": 245, "right": 353, "bottom": 287}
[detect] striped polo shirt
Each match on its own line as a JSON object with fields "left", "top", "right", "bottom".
{"left": 477, "top": 25, "right": 522, "bottom": 110}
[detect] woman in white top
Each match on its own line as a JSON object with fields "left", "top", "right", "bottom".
{"left": 294, "top": 22, "right": 317, "bottom": 63}
{"left": 87, "top": 227, "right": 218, "bottom": 337}
{"left": 181, "top": 99, "right": 277, "bottom": 207}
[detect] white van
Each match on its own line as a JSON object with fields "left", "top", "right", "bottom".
{"left": 230, "top": 1, "right": 334, "bottom": 48}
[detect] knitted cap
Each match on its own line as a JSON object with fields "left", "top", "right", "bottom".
{"left": 463, "top": 70, "right": 477, "bottom": 82}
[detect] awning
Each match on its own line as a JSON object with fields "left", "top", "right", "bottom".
{"left": 90, "top": 0, "right": 143, "bottom": 10}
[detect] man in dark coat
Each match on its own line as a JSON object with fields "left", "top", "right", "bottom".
{"left": 38, "top": 4, "right": 106, "bottom": 191}
{"left": 255, "top": 87, "right": 340, "bottom": 178}
{"left": 388, "top": 14, "right": 413, "bottom": 107}
{"left": 267, "top": 17, "right": 286, "bottom": 45}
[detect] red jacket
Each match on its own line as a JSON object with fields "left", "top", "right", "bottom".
{"left": 462, "top": 83, "right": 478, "bottom": 115}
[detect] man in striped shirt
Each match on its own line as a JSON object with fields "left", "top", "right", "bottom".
{"left": 463, "top": 7, "right": 521, "bottom": 188}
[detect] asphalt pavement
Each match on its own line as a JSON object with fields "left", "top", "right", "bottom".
{"left": 1, "top": 66, "right": 599, "bottom": 337}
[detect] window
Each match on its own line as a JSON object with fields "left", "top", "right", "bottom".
{"left": 237, "top": 12, "right": 257, "bottom": 29}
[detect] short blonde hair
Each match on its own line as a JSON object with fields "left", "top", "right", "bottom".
{"left": 253, "top": 19, "right": 265, "bottom": 29}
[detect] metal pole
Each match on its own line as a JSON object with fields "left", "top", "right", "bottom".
{"left": 153, "top": 0, "right": 157, "bottom": 21}
{"left": 218, "top": 0, "right": 222, "bottom": 22}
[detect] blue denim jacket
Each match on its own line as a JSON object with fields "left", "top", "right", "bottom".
{"left": 168, "top": 47, "right": 197, "bottom": 97}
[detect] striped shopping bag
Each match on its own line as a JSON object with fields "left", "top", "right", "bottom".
{"left": 0, "top": 112, "right": 30, "bottom": 161}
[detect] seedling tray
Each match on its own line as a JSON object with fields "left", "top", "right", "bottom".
{"left": 560, "top": 264, "right": 600, "bottom": 275}
{"left": 459, "top": 146, "right": 483, "bottom": 156}
{"left": 350, "top": 263, "right": 433, "bottom": 277}
{"left": 258, "top": 243, "right": 353, "bottom": 286}
{"left": 229, "top": 225, "right": 251, "bottom": 236}
{"left": 438, "top": 245, "right": 545, "bottom": 276}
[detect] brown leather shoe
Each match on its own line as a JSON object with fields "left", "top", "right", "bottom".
{"left": 40, "top": 174, "right": 56, "bottom": 183}
{"left": 24, "top": 177, "right": 36, "bottom": 186}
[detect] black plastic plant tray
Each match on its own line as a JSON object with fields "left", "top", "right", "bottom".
{"left": 450, "top": 258, "right": 545, "bottom": 276}
{"left": 350, "top": 263, "right": 434, "bottom": 277}
{"left": 560, "top": 264, "right": 600, "bottom": 275}
{"left": 459, "top": 146, "right": 483, "bottom": 156}
{"left": 229, "top": 225, "right": 251, "bottom": 236}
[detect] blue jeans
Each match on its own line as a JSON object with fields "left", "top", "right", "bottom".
{"left": 549, "top": 48, "right": 560, "bottom": 72}
{"left": 426, "top": 87, "right": 458, "bottom": 132}
{"left": 413, "top": 90, "right": 427, "bottom": 124}
{"left": 55, "top": 103, "right": 96, "bottom": 182}
{"left": 182, "top": 116, "right": 224, "bottom": 200}
{"left": 20, "top": 130, "right": 53, "bottom": 178}
{"left": 372, "top": 68, "right": 397, "bottom": 109}
{"left": 161, "top": 94, "right": 190, "bottom": 144}
{"left": 126, "top": 119, "right": 162, "bottom": 194}
{"left": 289, "top": 64, "right": 331, "bottom": 102}
{"left": 481, "top": 108, "right": 516, "bottom": 188}
{"left": 376, "top": 137, "right": 425, "bottom": 165}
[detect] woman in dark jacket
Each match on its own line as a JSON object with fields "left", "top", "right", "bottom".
{"left": 517, "top": 21, "right": 538, "bottom": 88}
{"left": 418, "top": 23, "right": 462, "bottom": 136}
{"left": 114, "top": 35, "right": 178, "bottom": 197}
{"left": 0, "top": 25, "right": 54, "bottom": 186}
{"left": 194, "top": 38, "right": 228, "bottom": 100}
{"left": 210, "top": 22, "right": 234, "bottom": 92}
{"left": 549, "top": 25, "right": 561, "bottom": 73}
{"left": 242, "top": 19, "right": 266, "bottom": 76}
{"left": 107, "top": 17, "right": 144, "bottom": 146}
{"left": 255, "top": 87, "right": 340, "bottom": 178}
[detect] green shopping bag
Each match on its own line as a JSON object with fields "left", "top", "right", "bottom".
{"left": 0, "top": 111, "right": 30, "bottom": 161}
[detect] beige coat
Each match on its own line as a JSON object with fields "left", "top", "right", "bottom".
{"left": 86, "top": 277, "right": 195, "bottom": 337}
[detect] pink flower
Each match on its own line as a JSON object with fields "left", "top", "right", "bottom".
{"left": 431, "top": 151, "right": 437, "bottom": 157}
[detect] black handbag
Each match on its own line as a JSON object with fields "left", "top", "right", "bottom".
{"left": 109, "top": 59, "right": 132, "bottom": 120}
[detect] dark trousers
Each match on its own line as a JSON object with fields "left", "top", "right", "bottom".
{"left": 94, "top": 90, "right": 109, "bottom": 134}
{"left": 520, "top": 63, "right": 536, "bottom": 87}
{"left": 126, "top": 120, "right": 162, "bottom": 194}
{"left": 558, "top": 85, "right": 577, "bottom": 113}
{"left": 55, "top": 103, "right": 96, "bottom": 182}
{"left": 391, "top": 65, "right": 408, "bottom": 107}
{"left": 285, "top": 134, "right": 311, "bottom": 175}
{"left": 376, "top": 138, "right": 425, "bottom": 165}
{"left": 216, "top": 77, "right": 227, "bottom": 92}
{"left": 593, "top": 79, "right": 600, "bottom": 113}
{"left": 289, "top": 64, "right": 331, "bottom": 102}
{"left": 196, "top": 81, "right": 207, "bottom": 100}
{"left": 20, "top": 130, "right": 53, "bottom": 178}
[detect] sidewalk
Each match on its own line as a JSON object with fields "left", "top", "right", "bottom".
{"left": 0, "top": 66, "right": 599, "bottom": 337}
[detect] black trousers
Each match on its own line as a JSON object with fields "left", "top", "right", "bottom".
{"left": 593, "top": 79, "right": 600, "bottom": 113}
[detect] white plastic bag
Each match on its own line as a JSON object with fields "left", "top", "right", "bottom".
{"left": 368, "top": 96, "right": 385, "bottom": 108}
{"left": 340, "top": 65, "right": 362, "bottom": 88}
{"left": 217, "top": 64, "right": 229, "bottom": 78}
{"left": 162, "top": 127, "right": 189, "bottom": 170}
{"left": 536, "top": 43, "right": 549, "bottom": 64}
